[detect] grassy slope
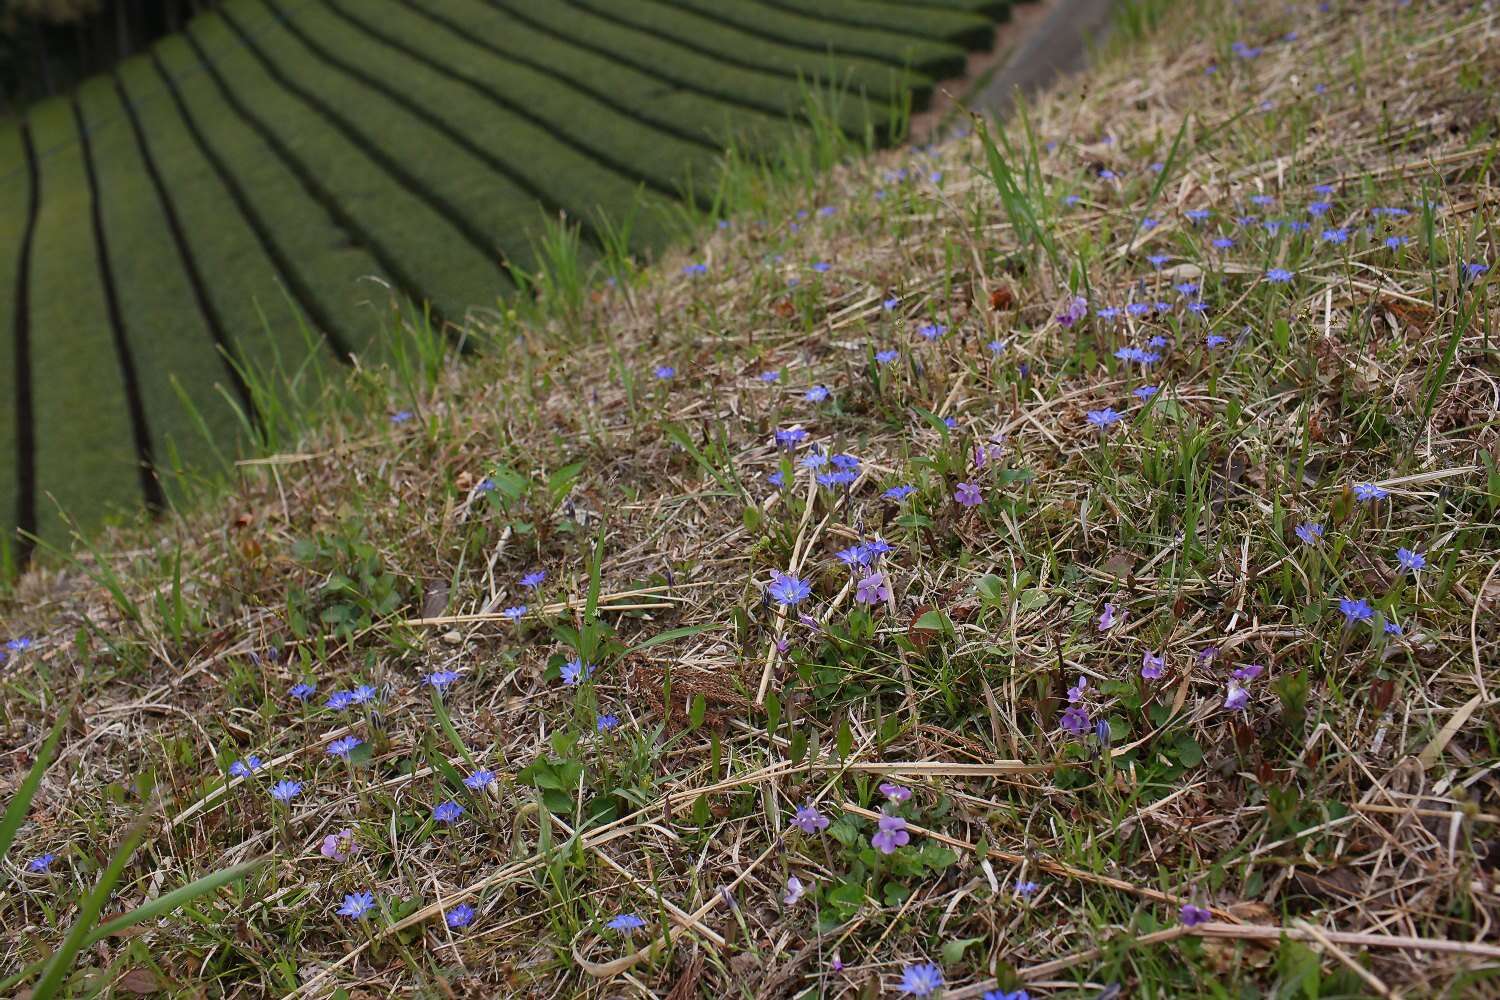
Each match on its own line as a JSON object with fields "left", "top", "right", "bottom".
{"left": 23, "top": 99, "right": 144, "bottom": 546}
{"left": 2, "top": 2, "right": 1497, "bottom": 998}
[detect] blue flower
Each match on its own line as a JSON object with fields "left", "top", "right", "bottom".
{"left": 1014, "top": 880, "right": 1039, "bottom": 898}
{"left": 327, "top": 736, "right": 363, "bottom": 759}
{"left": 984, "top": 992, "right": 1030, "bottom": 1000}
{"left": 917, "top": 323, "right": 947, "bottom": 341}
{"left": 1353, "top": 482, "right": 1389, "bottom": 502}
{"left": 520, "top": 571, "right": 547, "bottom": 589}
{"left": 900, "top": 962, "right": 944, "bottom": 996}
{"left": 1249, "top": 194, "right": 1274, "bottom": 207}
{"left": 27, "top": 853, "right": 57, "bottom": 873}
{"left": 390, "top": 410, "right": 414, "bottom": 425}
{"left": 654, "top": 365, "right": 675, "bottom": 379}
{"left": 811, "top": 261, "right": 831, "bottom": 273}
{"left": 1396, "top": 547, "right": 1426, "bottom": 573}
{"left": 759, "top": 370, "right": 780, "bottom": 383}
{"left": 805, "top": 385, "right": 830, "bottom": 403}
{"left": 875, "top": 349, "right": 899, "bottom": 364}
{"left": 561, "top": 658, "right": 593, "bottom": 686}
{"left": 1086, "top": 408, "right": 1123, "bottom": 428}
{"left": 229, "top": 756, "right": 264, "bottom": 778}
{"left": 270, "top": 780, "right": 302, "bottom": 802}
{"left": 1339, "top": 597, "right": 1374, "bottom": 623}
{"left": 1133, "top": 385, "right": 1158, "bottom": 400}
{"left": 427, "top": 670, "right": 461, "bottom": 691}
{"left": 445, "top": 904, "right": 475, "bottom": 929}
{"left": 1312, "top": 184, "right": 1335, "bottom": 195}
{"left": 337, "top": 891, "right": 376, "bottom": 919}
{"left": 830, "top": 453, "right": 860, "bottom": 470}
{"left": 836, "top": 545, "right": 870, "bottom": 568}
{"left": 1295, "top": 522, "right": 1323, "bottom": 544}
{"left": 325, "top": 691, "right": 353, "bottom": 711}
{"left": 1266, "top": 268, "right": 1294, "bottom": 283}
{"left": 882, "top": 297, "right": 900, "bottom": 310}
{"left": 464, "top": 769, "right": 495, "bottom": 791}
{"left": 502, "top": 605, "right": 527, "bottom": 622}
{"left": 1185, "top": 209, "right": 1211, "bottom": 223}
{"left": 767, "top": 470, "right": 785, "bottom": 489}
{"left": 433, "top": 801, "right": 466, "bottom": 824}
{"left": 800, "top": 450, "right": 828, "bottom": 470}
{"left": 682, "top": 263, "right": 708, "bottom": 276}
{"left": 1146, "top": 254, "right": 1170, "bottom": 269}
{"left": 1211, "top": 237, "right": 1235, "bottom": 250}
{"left": 1096, "top": 306, "right": 1120, "bottom": 320}
{"left": 290, "top": 682, "right": 317, "bottom": 703}
{"left": 767, "top": 573, "right": 812, "bottom": 607}
{"left": 884, "top": 485, "right": 916, "bottom": 501}
{"left": 1465, "top": 262, "right": 1490, "bottom": 279}
{"left": 1308, "top": 201, "right": 1332, "bottom": 216}
{"left": 987, "top": 339, "right": 1007, "bottom": 354}
{"left": 774, "top": 426, "right": 808, "bottom": 448}
{"left": 596, "top": 713, "right": 620, "bottom": 733}
{"left": 607, "top": 913, "right": 646, "bottom": 934}
{"left": 349, "top": 684, "right": 377, "bottom": 705}
{"left": 1321, "top": 227, "right": 1349, "bottom": 244}
{"left": 1385, "top": 236, "right": 1409, "bottom": 250}
{"left": 1384, "top": 621, "right": 1404, "bottom": 636}
{"left": 1206, "top": 334, "right": 1228, "bottom": 348}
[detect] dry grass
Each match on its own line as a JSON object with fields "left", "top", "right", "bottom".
{"left": 3, "top": 0, "right": 1499, "bottom": 996}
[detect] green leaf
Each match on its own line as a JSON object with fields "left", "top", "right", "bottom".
{"left": 546, "top": 461, "right": 585, "bottom": 508}
{"left": 941, "top": 936, "right": 985, "bottom": 965}
{"left": 622, "top": 623, "right": 714, "bottom": 655}
{"left": 1176, "top": 737, "right": 1204, "bottom": 768}
{"left": 688, "top": 693, "right": 707, "bottom": 730}
{"left": 0, "top": 701, "right": 70, "bottom": 863}
{"left": 975, "top": 574, "right": 1006, "bottom": 605}
{"left": 836, "top": 719, "right": 853, "bottom": 759}
{"left": 1018, "top": 588, "right": 1050, "bottom": 611}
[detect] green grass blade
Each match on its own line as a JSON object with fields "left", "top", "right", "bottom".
{"left": 0, "top": 702, "right": 71, "bottom": 863}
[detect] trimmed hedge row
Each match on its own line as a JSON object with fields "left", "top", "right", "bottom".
{"left": 191, "top": 5, "right": 502, "bottom": 322}
{"left": 152, "top": 34, "right": 400, "bottom": 354}
{"left": 761, "top": 0, "right": 997, "bottom": 47}
{"left": 653, "top": 0, "right": 970, "bottom": 79}
{"left": 24, "top": 98, "right": 145, "bottom": 545}
{"left": 77, "top": 75, "right": 244, "bottom": 501}
{"left": 489, "top": 0, "right": 893, "bottom": 137}
{"left": 562, "top": 0, "right": 928, "bottom": 106}
{"left": 313, "top": 0, "right": 681, "bottom": 250}
{"left": 406, "top": 0, "right": 800, "bottom": 160}
{"left": 0, "top": 126, "right": 29, "bottom": 558}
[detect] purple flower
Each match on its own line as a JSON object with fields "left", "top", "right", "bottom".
{"left": 1353, "top": 482, "right": 1389, "bottom": 502}
{"left": 1396, "top": 547, "right": 1426, "bottom": 573}
{"left": 871, "top": 813, "right": 911, "bottom": 854}
{"left": 561, "top": 658, "right": 593, "bottom": 686}
{"left": 327, "top": 736, "right": 363, "bottom": 759}
{"left": 759, "top": 370, "right": 780, "bottom": 383}
{"left": 1087, "top": 407, "right": 1123, "bottom": 428}
{"left": 1059, "top": 704, "right": 1091, "bottom": 735}
{"left": 984, "top": 992, "right": 1030, "bottom": 1000}
{"left": 520, "top": 570, "right": 547, "bottom": 589}
{"left": 783, "top": 876, "right": 808, "bottom": 906}
{"left": 774, "top": 426, "right": 808, "bottom": 449}
{"left": 390, "top": 410, "right": 414, "bottom": 425}
{"left": 1211, "top": 237, "right": 1234, "bottom": 250}
{"left": 1232, "top": 663, "right": 1264, "bottom": 682}
{"left": 900, "top": 962, "right": 943, "bottom": 996}
{"left": 607, "top": 913, "right": 646, "bottom": 934}
{"left": 229, "top": 756, "right": 264, "bottom": 778}
{"left": 1141, "top": 651, "right": 1166, "bottom": 680}
{"left": 792, "top": 803, "right": 830, "bottom": 834}
{"left": 464, "top": 769, "right": 495, "bottom": 791}
{"left": 270, "top": 779, "right": 302, "bottom": 802}
{"left": 1308, "top": 201, "right": 1332, "bottom": 215}
{"left": 427, "top": 670, "right": 460, "bottom": 691}
{"left": 596, "top": 713, "right": 620, "bottom": 733}
{"left": 26, "top": 853, "right": 57, "bottom": 873}
{"left": 502, "top": 605, "right": 527, "bottom": 622}
{"left": 1067, "top": 676, "right": 1088, "bottom": 703}
{"left": 954, "top": 482, "right": 983, "bottom": 507}
{"left": 1055, "top": 295, "right": 1088, "bottom": 326}
{"left": 806, "top": 385, "right": 830, "bottom": 403}
{"left": 1266, "top": 268, "right": 1294, "bottom": 283}
{"left": 445, "top": 904, "right": 475, "bottom": 929}
{"left": 1180, "top": 903, "right": 1212, "bottom": 926}
{"left": 917, "top": 324, "right": 947, "bottom": 341}
{"left": 883, "top": 297, "right": 900, "bottom": 310}
{"left": 811, "top": 261, "right": 831, "bottom": 273}
{"left": 433, "top": 801, "right": 465, "bottom": 824}
{"left": 876, "top": 349, "right": 900, "bottom": 364}
{"left": 1339, "top": 597, "right": 1374, "bottom": 623}
{"left": 1186, "top": 209, "right": 1211, "bottom": 223}
{"left": 878, "top": 781, "right": 911, "bottom": 803}
{"left": 768, "top": 573, "right": 812, "bottom": 607}
{"left": 988, "top": 339, "right": 1007, "bottom": 354}
{"left": 884, "top": 484, "right": 916, "bottom": 501}
{"left": 1295, "top": 522, "right": 1323, "bottom": 545}
{"left": 654, "top": 365, "right": 675, "bottom": 379}
{"left": 682, "top": 263, "right": 708, "bottom": 276}
{"left": 1014, "top": 880, "right": 1039, "bottom": 898}
{"left": 338, "top": 891, "right": 377, "bottom": 919}
{"left": 1098, "top": 604, "right": 1123, "bottom": 631}
{"left": 1134, "top": 385, "right": 1158, "bottom": 400}
{"left": 321, "top": 828, "right": 358, "bottom": 861}
{"left": 855, "top": 572, "right": 891, "bottom": 606}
